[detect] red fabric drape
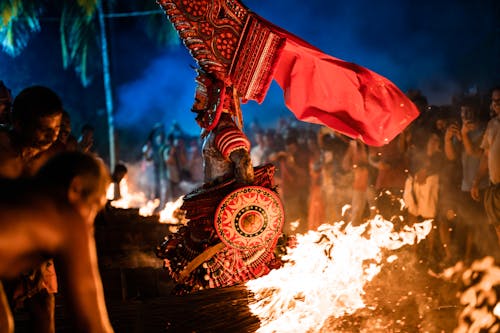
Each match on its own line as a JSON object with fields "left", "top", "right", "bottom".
{"left": 265, "top": 19, "right": 419, "bottom": 146}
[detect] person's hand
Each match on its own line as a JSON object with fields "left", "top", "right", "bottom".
{"left": 470, "top": 181, "right": 480, "bottom": 201}
{"left": 445, "top": 123, "right": 461, "bottom": 142}
{"left": 461, "top": 120, "right": 475, "bottom": 137}
{"left": 230, "top": 149, "right": 254, "bottom": 185}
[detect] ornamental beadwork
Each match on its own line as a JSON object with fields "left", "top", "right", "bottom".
{"left": 157, "top": 0, "right": 249, "bottom": 79}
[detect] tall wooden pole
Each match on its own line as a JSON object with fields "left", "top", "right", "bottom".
{"left": 97, "top": 0, "right": 116, "bottom": 172}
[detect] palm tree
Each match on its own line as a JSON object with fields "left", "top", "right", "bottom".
{"left": 0, "top": 0, "right": 175, "bottom": 170}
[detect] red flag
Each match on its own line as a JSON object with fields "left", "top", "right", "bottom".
{"left": 268, "top": 20, "right": 419, "bottom": 146}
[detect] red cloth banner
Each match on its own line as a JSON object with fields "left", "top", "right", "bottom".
{"left": 267, "top": 20, "right": 419, "bottom": 146}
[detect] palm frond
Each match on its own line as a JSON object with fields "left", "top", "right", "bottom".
{"left": 77, "top": 42, "right": 90, "bottom": 86}
{"left": 136, "top": 0, "right": 178, "bottom": 47}
{"left": 0, "top": 0, "right": 22, "bottom": 26}
{"left": 60, "top": 2, "right": 98, "bottom": 86}
{"left": 60, "top": 5, "right": 69, "bottom": 68}
{"left": 77, "top": 0, "right": 98, "bottom": 18}
{"left": 0, "top": 0, "right": 41, "bottom": 56}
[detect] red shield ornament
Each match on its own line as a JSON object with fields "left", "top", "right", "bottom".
{"left": 214, "top": 186, "right": 284, "bottom": 251}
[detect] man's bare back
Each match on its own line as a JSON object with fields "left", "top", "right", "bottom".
{"left": 0, "top": 154, "right": 114, "bottom": 333}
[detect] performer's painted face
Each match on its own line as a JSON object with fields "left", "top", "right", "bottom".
{"left": 192, "top": 70, "right": 224, "bottom": 130}
{"left": 192, "top": 72, "right": 211, "bottom": 114}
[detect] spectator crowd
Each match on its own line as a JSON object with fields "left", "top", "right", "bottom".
{"left": 0, "top": 78, "right": 499, "bottom": 332}
{"left": 131, "top": 86, "right": 500, "bottom": 270}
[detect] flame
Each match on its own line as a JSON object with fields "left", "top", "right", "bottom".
{"left": 105, "top": 182, "right": 114, "bottom": 200}
{"left": 288, "top": 220, "right": 300, "bottom": 232}
{"left": 106, "top": 179, "right": 155, "bottom": 210}
{"left": 246, "top": 216, "right": 432, "bottom": 333}
{"left": 438, "top": 256, "right": 500, "bottom": 332}
{"left": 341, "top": 204, "right": 351, "bottom": 217}
{"left": 158, "top": 196, "right": 184, "bottom": 223}
{"left": 106, "top": 179, "right": 186, "bottom": 223}
{"left": 138, "top": 199, "right": 160, "bottom": 216}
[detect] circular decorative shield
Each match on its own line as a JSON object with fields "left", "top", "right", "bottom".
{"left": 214, "top": 186, "right": 284, "bottom": 251}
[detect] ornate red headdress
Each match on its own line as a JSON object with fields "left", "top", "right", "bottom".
{"left": 157, "top": 0, "right": 419, "bottom": 145}
{"left": 158, "top": 0, "right": 285, "bottom": 130}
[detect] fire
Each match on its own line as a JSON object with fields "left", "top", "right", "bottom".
{"left": 106, "top": 179, "right": 153, "bottom": 210}
{"left": 106, "top": 179, "right": 185, "bottom": 227}
{"left": 158, "top": 196, "right": 184, "bottom": 223}
{"left": 246, "top": 216, "right": 432, "bottom": 333}
{"left": 138, "top": 199, "right": 160, "bottom": 216}
{"left": 438, "top": 256, "right": 500, "bottom": 332}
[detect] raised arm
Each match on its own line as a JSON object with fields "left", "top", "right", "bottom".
{"left": 229, "top": 148, "right": 254, "bottom": 185}
{"left": 57, "top": 216, "right": 114, "bottom": 333}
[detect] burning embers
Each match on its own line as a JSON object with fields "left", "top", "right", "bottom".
{"left": 439, "top": 256, "right": 500, "bottom": 332}
{"left": 246, "top": 217, "right": 432, "bottom": 333}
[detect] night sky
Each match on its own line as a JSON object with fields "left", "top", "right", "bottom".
{"left": 115, "top": 0, "right": 499, "bottom": 136}
{"left": 0, "top": 0, "right": 498, "bottom": 160}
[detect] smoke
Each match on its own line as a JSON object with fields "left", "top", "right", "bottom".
{"left": 114, "top": 48, "right": 200, "bottom": 137}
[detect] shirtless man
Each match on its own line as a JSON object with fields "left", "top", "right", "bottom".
{"left": 0, "top": 151, "right": 114, "bottom": 333}
{"left": 0, "top": 85, "right": 63, "bottom": 178}
{"left": 0, "top": 85, "right": 64, "bottom": 332}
